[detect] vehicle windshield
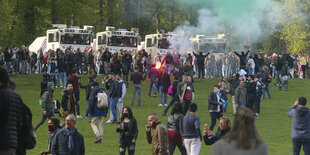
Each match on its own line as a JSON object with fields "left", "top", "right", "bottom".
{"left": 198, "top": 43, "right": 226, "bottom": 53}
{"left": 60, "top": 33, "right": 92, "bottom": 45}
{"left": 158, "top": 38, "right": 170, "bottom": 49}
{"left": 107, "top": 36, "right": 137, "bottom": 47}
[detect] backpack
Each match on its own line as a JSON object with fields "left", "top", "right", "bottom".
{"left": 19, "top": 104, "right": 36, "bottom": 149}
{"left": 267, "top": 73, "right": 272, "bottom": 83}
{"left": 97, "top": 88, "right": 108, "bottom": 109}
{"left": 168, "top": 84, "right": 174, "bottom": 95}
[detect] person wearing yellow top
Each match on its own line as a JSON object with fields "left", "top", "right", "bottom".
{"left": 298, "top": 55, "right": 308, "bottom": 78}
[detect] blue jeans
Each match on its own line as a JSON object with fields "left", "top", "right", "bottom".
{"left": 6, "top": 62, "right": 12, "bottom": 73}
{"left": 248, "top": 66, "right": 254, "bottom": 75}
{"left": 159, "top": 86, "right": 168, "bottom": 105}
{"left": 262, "top": 82, "right": 271, "bottom": 99}
{"left": 148, "top": 81, "right": 157, "bottom": 96}
{"left": 292, "top": 138, "right": 310, "bottom": 155}
{"left": 21, "top": 60, "right": 26, "bottom": 73}
{"left": 281, "top": 79, "right": 288, "bottom": 90}
{"left": 57, "top": 72, "right": 66, "bottom": 87}
{"left": 76, "top": 61, "right": 82, "bottom": 74}
{"left": 110, "top": 97, "right": 119, "bottom": 121}
{"left": 276, "top": 70, "right": 282, "bottom": 84}
{"left": 209, "top": 112, "right": 223, "bottom": 131}
{"left": 164, "top": 96, "right": 179, "bottom": 113}
{"left": 38, "top": 61, "right": 43, "bottom": 73}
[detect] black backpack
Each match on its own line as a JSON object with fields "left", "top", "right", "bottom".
{"left": 122, "top": 63, "right": 128, "bottom": 74}
{"left": 19, "top": 104, "right": 36, "bottom": 150}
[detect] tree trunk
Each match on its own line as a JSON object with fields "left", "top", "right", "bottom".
{"left": 51, "top": 0, "right": 57, "bottom": 24}
{"left": 155, "top": 2, "right": 160, "bottom": 30}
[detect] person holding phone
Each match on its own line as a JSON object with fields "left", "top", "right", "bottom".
{"left": 287, "top": 97, "right": 310, "bottom": 155}
{"left": 203, "top": 117, "right": 231, "bottom": 145}
{"left": 117, "top": 107, "right": 138, "bottom": 155}
{"left": 146, "top": 114, "right": 169, "bottom": 155}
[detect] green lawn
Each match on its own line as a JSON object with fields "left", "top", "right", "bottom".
{"left": 11, "top": 74, "right": 310, "bottom": 155}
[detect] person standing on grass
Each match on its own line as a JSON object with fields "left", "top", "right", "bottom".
{"left": 60, "top": 83, "right": 76, "bottom": 126}
{"left": 34, "top": 82, "right": 55, "bottom": 131}
{"left": 279, "top": 61, "right": 290, "bottom": 91}
{"left": 89, "top": 83, "right": 108, "bottom": 143}
{"left": 148, "top": 64, "right": 159, "bottom": 97}
{"left": 108, "top": 73, "right": 121, "bottom": 124}
{"left": 228, "top": 73, "right": 240, "bottom": 115}
{"left": 192, "top": 51, "right": 209, "bottom": 81}
{"left": 116, "top": 73, "right": 126, "bottom": 118}
{"left": 182, "top": 103, "right": 202, "bottom": 155}
{"left": 39, "top": 117, "right": 61, "bottom": 155}
{"left": 131, "top": 67, "right": 144, "bottom": 106}
{"left": 51, "top": 114, "right": 85, "bottom": 155}
{"left": 211, "top": 108, "right": 268, "bottom": 155}
{"left": 167, "top": 103, "right": 186, "bottom": 155}
{"left": 67, "top": 70, "right": 82, "bottom": 118}
{"left": 177, "top": 75, "right": 193, "bottom": 114}
{"left": 246, "top": 75, "right": 257, "bottom": 113}
{"left": 117, "top": 107, "right": 138, "bottom": 155}
{"left": 146, "top": 114, "right": 169, "bottom": 155}
{"left": 208, "top": 85, "right": 224, "bottom": 131}
{"left": 158, "top": 66, "right": 171, "bottom": 107}
{"left": 235, "top": 80, "right": 247, "bottom": 111}
{"left": 287, "top": 97, "right": 310, "bottom": 155}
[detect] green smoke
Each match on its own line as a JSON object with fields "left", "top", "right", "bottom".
{"left": 211, "top": 0, "right": 270, "bottom": 22}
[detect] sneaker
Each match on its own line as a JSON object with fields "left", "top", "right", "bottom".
{"left": 55, "top": 86, "right": 58, "bottom": 88}
{"left": 153, "top": 94, "right": 157, "bottom": 97}
{"left": 164, "top": 104, "right": 168, "bottom": 107}
{"left": 158, "top": 104, "right": 163, "bottom": 107}
{"left": 77, "top": 115, "right": 82, "bottom": 119}
{"left": 284, "top": 89, "right": 288, "bottom": 91}
{"left": 163, "top": 112, "right": 167, "bottom": 116}
{"left": 94, "top": 137, "right": 102, "bottom": 143}
{"left": 105, "top": 120, "right": 112, "bottom": 124}
{"left": 279, "top": 85, "right": 282, "bottom": 90}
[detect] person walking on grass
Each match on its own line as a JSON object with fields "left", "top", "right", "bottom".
{"left": 34, "top": 82, "right": 55, "bottom": 131}
{"left": 287, "top": 97, "right": 310, "bottom": 155}
{"left": 89, "top": 83, "right": 108, "bottom": 143}
{"left": 279, "top": 61, "right": 290, "bottom": 91}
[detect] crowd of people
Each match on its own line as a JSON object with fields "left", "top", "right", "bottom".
{"left": 0, "top": 44, "right": 310, "bottom": 155}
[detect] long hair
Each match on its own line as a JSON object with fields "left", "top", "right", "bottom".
{"left": 170, "top": 102, "right": 183, "bottom": 115}
{"left": 120, "top": 106, "right": 134, "bottom": 121}
{"left": 223, "top": 108, "right": 262, "bottom": 150}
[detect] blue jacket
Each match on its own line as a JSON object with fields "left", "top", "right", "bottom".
{"left": 89, "top": 87, "right": 108, "bottom": 117}
{"left": 287, "top": 105, "right": 310, "bottom": 139}
{"left": 51, "top": 128, "right": 85, "bottom": 155}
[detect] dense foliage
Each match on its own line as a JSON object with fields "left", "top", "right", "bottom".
{"left": 0, "top": 0, "right": 309, "bottom": 54}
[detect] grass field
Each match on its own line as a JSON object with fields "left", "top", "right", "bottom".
{"left": 11, "top": 74, "right": 310, "bottom": 155}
